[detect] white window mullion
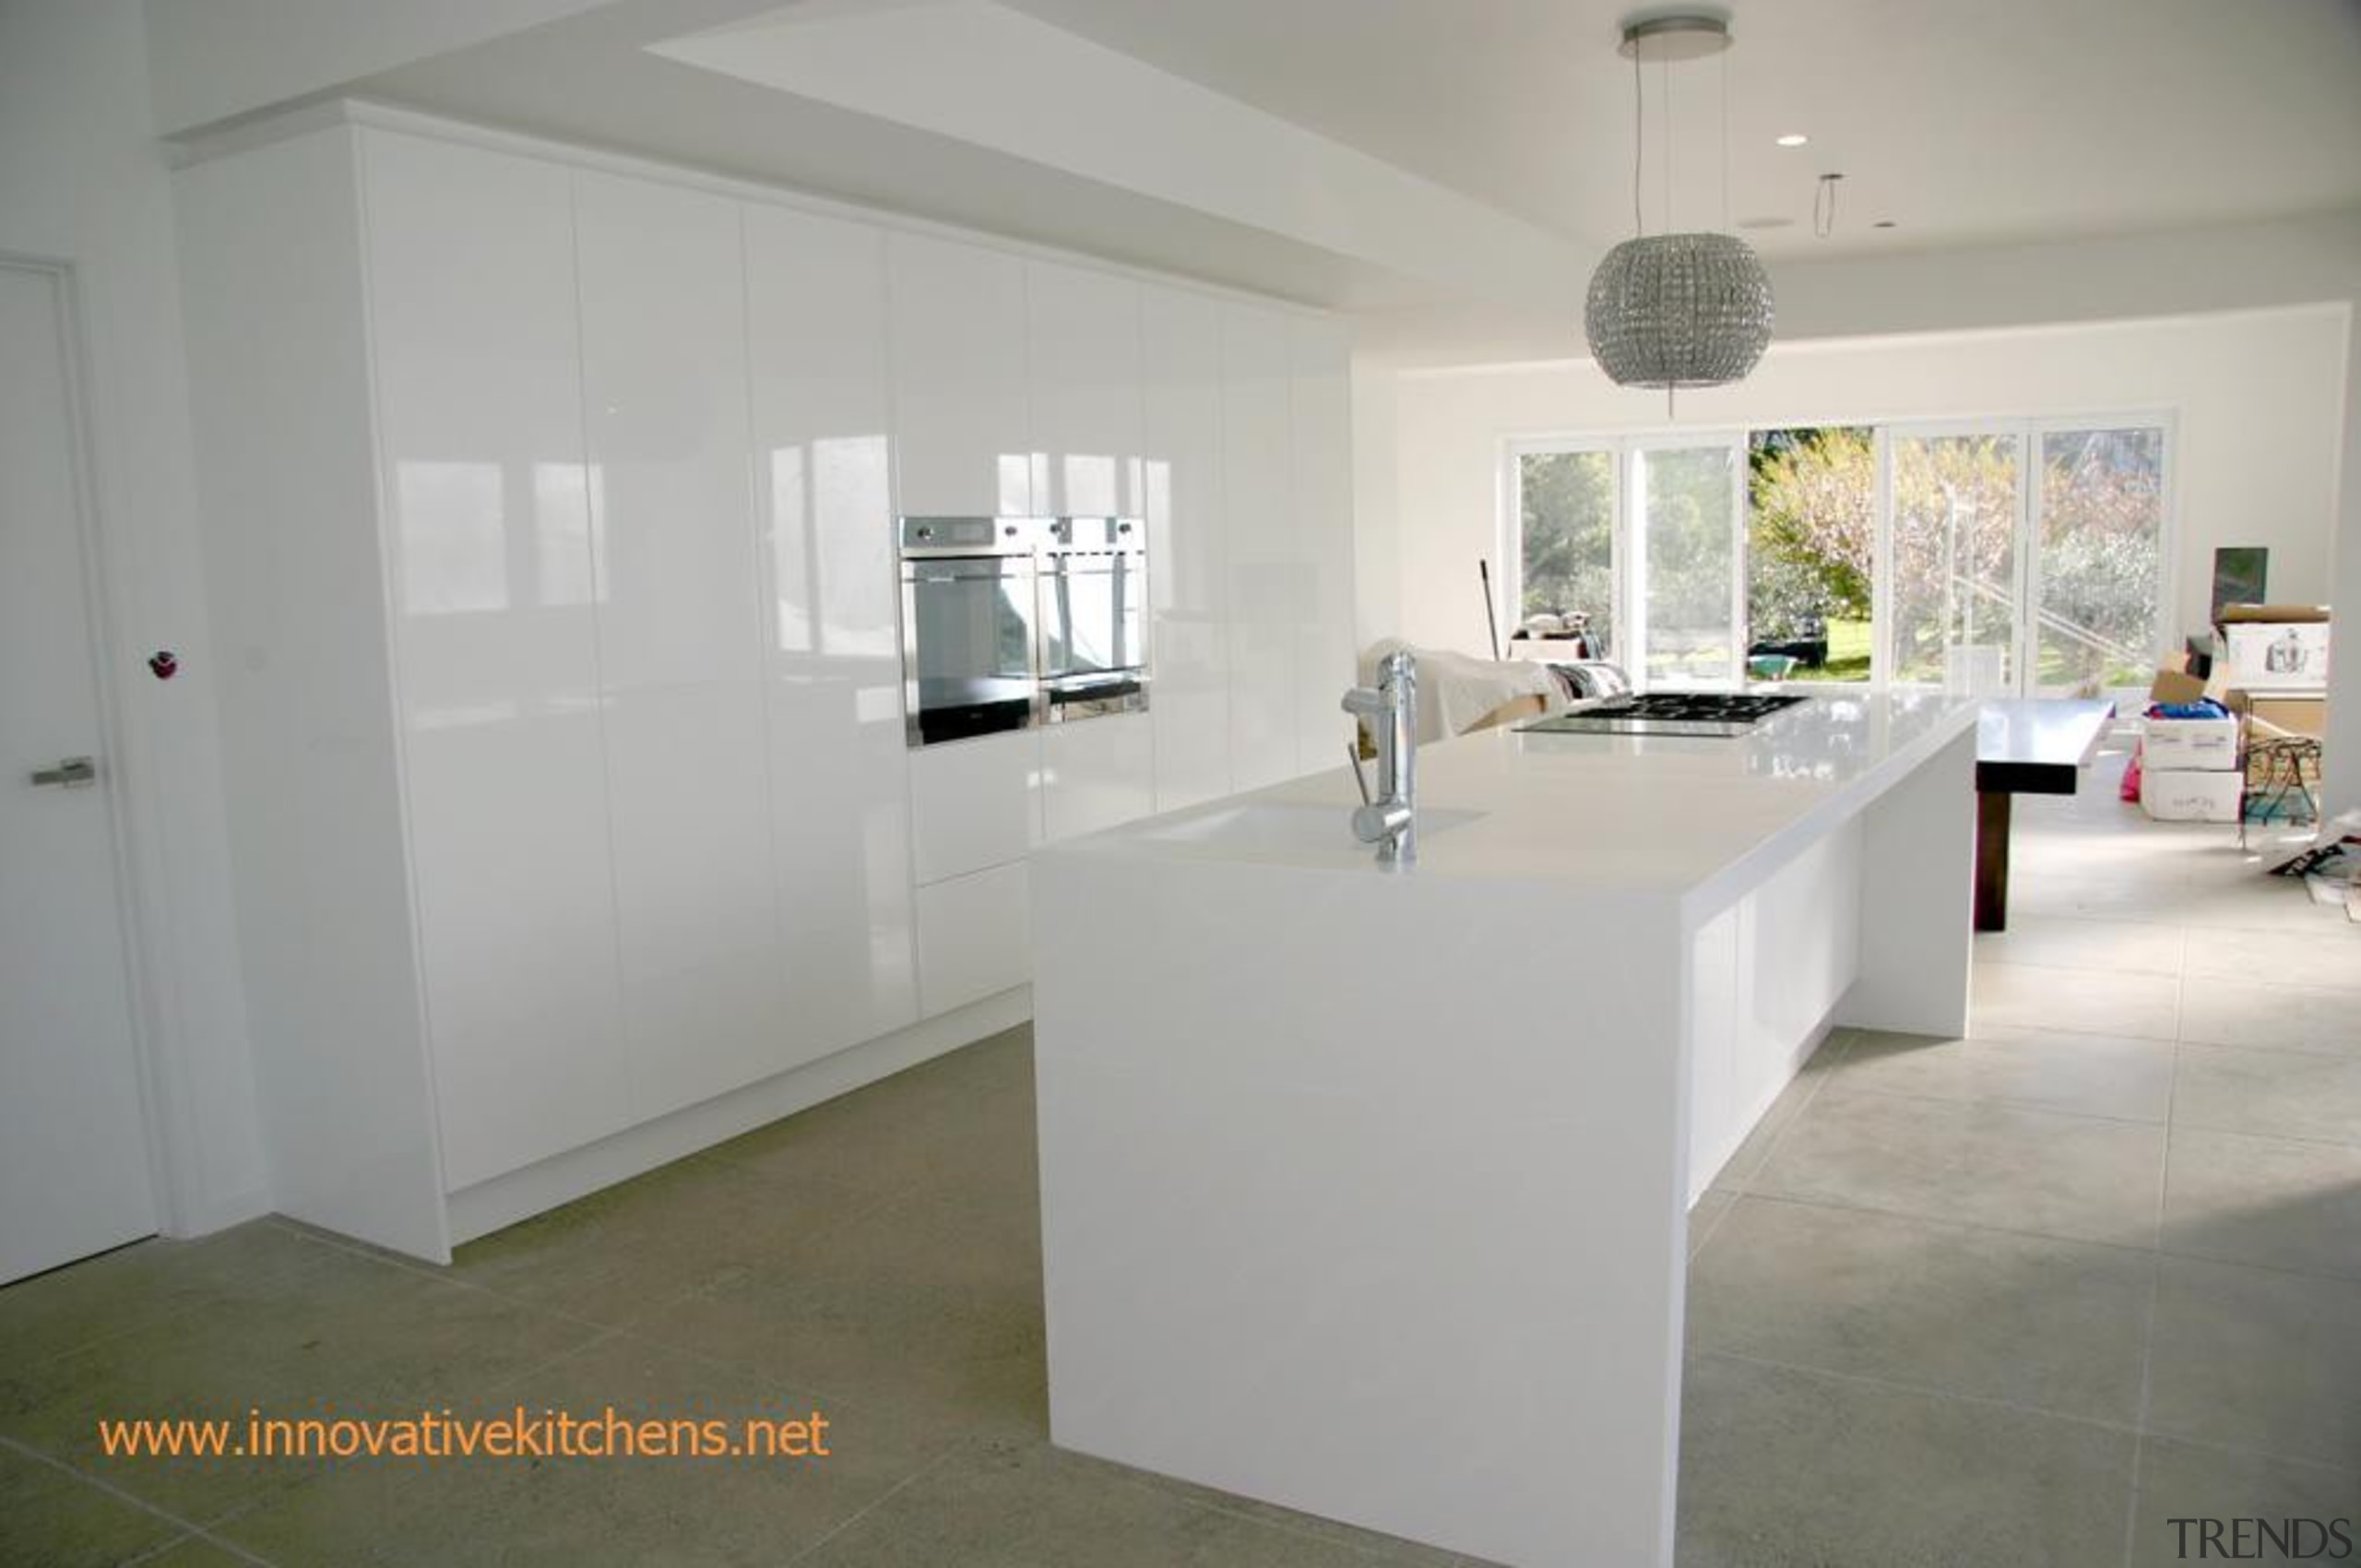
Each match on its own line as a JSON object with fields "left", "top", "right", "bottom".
{"left": 1870, "top": 426, "right": 1894, "bottom": 687}
{"left": 2014, "top": 423, "right": 2040, "bottom": 696}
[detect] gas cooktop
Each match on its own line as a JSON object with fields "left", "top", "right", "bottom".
{"left": 1518, "top": 691, "right": 1810, "bottom": 738}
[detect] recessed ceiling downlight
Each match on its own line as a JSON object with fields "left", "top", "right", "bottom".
{"left": 1774, "top": 134, "right": 1809, "bottom": 148}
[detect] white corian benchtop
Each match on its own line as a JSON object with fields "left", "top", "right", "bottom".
{"left": 1050, "top": 689, "right": 1979, "bottom": 910}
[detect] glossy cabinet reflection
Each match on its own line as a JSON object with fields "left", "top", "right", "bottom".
{"left": 362, "top": 131, "right": 630, "bottom": 1189}
{"left": 744, "top": 203, "right": 922, "bottom": 1061}
{"left": 1221, "top": 302, "right": 1302, "bottom": 791}
{"left": 575, "top": 171, "right": 785, "bottom": 1123}
{"left": 887, "top": 232, "right": 1031, "bottom": 517}
{"left": 1291, "top": 318, "right": 1358, "bottom": 776}
{"left": 1141, "top": 283, "right": 1233, "bottom": 812}
{"left": 1026, "top": 260, "right": 1144, "bottom": 517}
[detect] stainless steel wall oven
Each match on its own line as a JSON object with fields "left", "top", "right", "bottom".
{"left": 898, "top": 516, "right": 1149, "bottom": 748}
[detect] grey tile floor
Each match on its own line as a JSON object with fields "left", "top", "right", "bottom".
{"left": 3, "top": 752, "right": 2355, "bottom": 1566}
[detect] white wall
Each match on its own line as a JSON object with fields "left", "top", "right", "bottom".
{"left": 1377, "top": 307, "right": 2352, "bottom": 672}
{"left": 142, "top": 0, "right": 611, "bottom": 135}
{"left": 0, "top": 0, "right": 268, "bottom": 1232}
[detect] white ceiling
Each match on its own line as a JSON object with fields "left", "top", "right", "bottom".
{"left": 996, "top": 0, "right": 2361, "bottom": 257}
{"left": 285, "top": 0, "right": 2361, "bottom": 362}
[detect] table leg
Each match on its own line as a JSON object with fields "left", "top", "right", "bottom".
{"left": 1975, "top": 790, "right": 2012, "bottom": 932}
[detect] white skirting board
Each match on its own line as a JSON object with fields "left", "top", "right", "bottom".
{"left": 444, "top": 986, "right": 1030, "bottom": 1246}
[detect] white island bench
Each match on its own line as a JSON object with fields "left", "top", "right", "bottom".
{"left": 1029, "top": 689, "right": 1980, "bottom": 1568}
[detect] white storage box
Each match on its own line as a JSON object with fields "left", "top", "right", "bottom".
{"left": 2142, "top": 767, "right": 2241, "bottom": 823}
{"left": 2142, "top": 717, "right": 2239, "bottom": 772}
{"left": 2219, "top": 621, "right": 2331, "bottom": 693}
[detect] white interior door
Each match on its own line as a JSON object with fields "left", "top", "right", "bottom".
{"left": 0, "top": 261, "right": 158, "bottom": 1283}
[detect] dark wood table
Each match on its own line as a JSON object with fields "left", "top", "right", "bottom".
{"left": 1975, "top": 698, "right": 2116, "bottom": 932}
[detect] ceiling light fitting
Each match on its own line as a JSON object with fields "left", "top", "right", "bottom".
{"left": 1774, "top": 133, "right": 1809, "bottom": 148}
{"left": 1584, "top": 12, "right": 1774, "bottom": 395}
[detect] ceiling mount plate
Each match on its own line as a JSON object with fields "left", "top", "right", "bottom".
{"left": 1617, "top": 12, "right": 1733, "bottom": 61}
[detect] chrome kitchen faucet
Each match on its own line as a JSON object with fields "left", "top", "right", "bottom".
{"left": 1342, "top": 650, "right": 1418, "bottom": 866}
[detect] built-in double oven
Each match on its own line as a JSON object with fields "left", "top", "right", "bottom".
{"left": 897, "top": 516, "right": 1147, "bottom": 747}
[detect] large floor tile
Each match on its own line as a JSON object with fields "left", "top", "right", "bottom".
{"left": 2183, "top": 924, "right": 2361, "bottom": 993}
{"left": 446, "top": 1151, "right": 887, "bottom": 1329}
{"left": 2161, "top": 1126, "right": 2361, "bottom": 1282}
{"left": 1974, "top": 914, "right": 2187, "bottom": 977}
{"left": 1675, "top": 1353, "right": 2136, "bottom": 1568}
{"left": 2127, "top": 1437, "right": 2361, "bottom": 1566}
{"left": 1831, "top": 1027, "right": 2175, "bottom": 1123}
{"left": 1750, "top": 1090, "right": 2167, "bottom": 1248}
{"left": 2146, "top": 1255, "right": 2361, "bottom": 1469}
{"left": 1686, "top": 1192, "right": 1736, "bottom": 1261}
{"left": 1686, "top": 1197, "right": 2155, "bottom": 1424}
{"left": 802, "top": 1437, "right": 1451, "bottom": 1568}
{"left": 2175, "top": 1042, "right": 2361, "bottom": 1146}
{"left": 1703, "top": 1036, "right": 1845, "bottom": 1194}
{"left": 1971, "top": 960, "right": 2179, "bottom": 1041}
{"left": 133, "top": 1537, "right": 264, "bottom": 1567}
{"left": 0, "top": 1223, "right": 330, "bottom": 1371}
{"left": 644, "top": 1184, "right": 1047, "bottom": 1440}
{"left": 0, "top": 1440, "right": 186, "bottom": 1567}
{"left": 0, "top": 1232, "right": 599, "bottom": 1524}
{"left": 703, "top": 1025, "right": 1038, "bottom": 1205}
{"left": 219, "top": 1335, "right": 942, "bottom": 1568}
{"left": 2009, "top": 868, "right": 2198, "bottom": 925}
{"left": 2181, "top": 979, "right": 2361, "bottom": 1056}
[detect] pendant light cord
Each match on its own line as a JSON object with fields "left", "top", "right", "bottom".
{"left": 1661, "top": 53, "right": 1673, "bottom": 232}
{"left": 1719, "top": 45, "right": 1731, "bottom": 233}
{"left": 1631, "top": 47, "right": 1644, "bottom": 236}
{"left": 1814, "top": 172, "right": 1842, "bottom": 239}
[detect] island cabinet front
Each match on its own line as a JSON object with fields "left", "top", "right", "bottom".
{"left": 1027, "top": 706, "right": 1976, "bottom": 1568}
{"left": 1031, "top": 845, "right": 1697, "bottom": 1567}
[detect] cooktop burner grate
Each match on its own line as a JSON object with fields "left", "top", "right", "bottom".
{"left": 1517, "top": 691, "right": 1810, "bottom": 737}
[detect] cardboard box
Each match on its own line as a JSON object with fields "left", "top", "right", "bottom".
{"left": 2142, "top": 766, "right": 2241, "bottom": 824}
{"left": 2221, "top": 690, "right": 2326, "bottom": 738}
{"left": 2217, "top": 619, "right": 2331, "bottom": 693}
{"left": 2149, "top": 661, "right": 2209, "bottom": 706}
{"left": 2142, "top": 717, "right": 2239, "bottom": 771}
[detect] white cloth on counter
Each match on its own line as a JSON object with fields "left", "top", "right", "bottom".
{"left": 1358, "top": 639, "right": 1568, "bottom": 744}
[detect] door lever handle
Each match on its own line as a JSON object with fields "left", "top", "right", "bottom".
{"left": 30, "top": 756, "right": 97, "bottom": 788}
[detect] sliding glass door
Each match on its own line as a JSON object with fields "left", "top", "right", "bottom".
{"left": 1503, "top": 417, "right": 2167, "bottom": 697}
{"left": 1510, "top": 444, "right": 1619, "bottom": 655}
{"left": 1887, "top": 429, "right": 2023, "bottom": 692}
{"left": 2033, "top": 424, "right": 2167, "bottom": 700}
{"left": 1631, "top": 439, "right": 1744, "bottom": 685}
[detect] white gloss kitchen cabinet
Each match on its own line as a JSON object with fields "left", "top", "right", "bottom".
{"left": 175, "top": 108, "right": 1352, "bottom": 1261}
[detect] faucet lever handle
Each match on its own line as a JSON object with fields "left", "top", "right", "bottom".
{"left": 1346, "top": 740, "right": 1372, "bottom": 806}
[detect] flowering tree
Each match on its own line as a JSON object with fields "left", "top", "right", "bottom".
{"left": 1748, "top": 429, "right": 1872, "bottom": 643}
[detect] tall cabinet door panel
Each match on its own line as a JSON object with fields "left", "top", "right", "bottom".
{"left": 1141, "top": 284, "right": 1231, "bottom": 812}
{"left": 1220, "top": 303, "right": 1300, "bottom": 791}
{"left": 887, "top": 233, "right": 1031, "bottom": 517}
{"left": 573, "top": 171, "right": 783, "bottom": 1121}
{"left": 362, "top": 130, "right": 629, "bottom": 1190}
{"left": 742, "top": 201, "right": 919, "bottom": 1063}
{"left": 1026, "top": 260, "right": 1145, "bottom": 518}
{"left": 1290, "top": 317, "right": 1357, "bottom": 778}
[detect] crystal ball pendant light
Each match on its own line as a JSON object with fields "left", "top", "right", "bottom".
{"left": 1584, "top": 14, "right": 1774, "bottom": 390}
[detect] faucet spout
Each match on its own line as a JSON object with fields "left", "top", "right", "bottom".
{"left": 1340, "top": 651, "right": 1419, "bottom": 865}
